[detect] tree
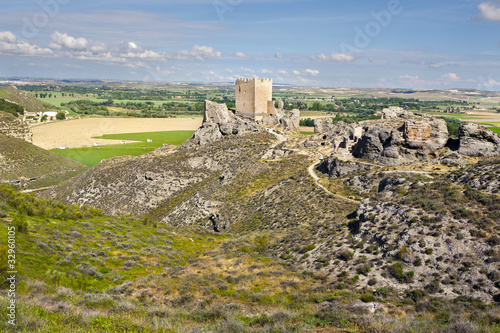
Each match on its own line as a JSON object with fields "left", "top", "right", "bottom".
{"left": 56, "top": 111, "right": 66, "bottom": 120}
{"left": 40, "top": 114, "right": 48, "bottom": 122}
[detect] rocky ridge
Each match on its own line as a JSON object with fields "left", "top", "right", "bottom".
{"left": 0, "top": 111, "right": 32, "bottom": 142}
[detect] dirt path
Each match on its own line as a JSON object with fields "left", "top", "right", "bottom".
{"left": 32, "top": 117, "right": 203, "bottom": 149}
{"left": 307, "top": 153, "right": 360, "bottom": 204}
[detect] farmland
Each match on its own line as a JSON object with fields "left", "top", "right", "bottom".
{"left": 52, "top": 130, "right": 194, "bottom": 167}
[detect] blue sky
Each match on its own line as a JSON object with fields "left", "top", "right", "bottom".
{"left": 1, "top": 0, "right": 499, "bottom": 89}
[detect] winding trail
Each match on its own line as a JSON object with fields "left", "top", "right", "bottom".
{"left": 307, "top": 153, "right": 360, "bottom": 204}
{"left": 265, "top": 128, "right": 361, "bottom": 204}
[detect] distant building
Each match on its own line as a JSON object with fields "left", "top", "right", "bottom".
{"left": 147, "top": 138, "right": 153, "bottom": 143}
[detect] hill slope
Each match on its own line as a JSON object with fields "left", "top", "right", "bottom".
{"left": 0, "top": 85, "right": 57, "bottom": 114}
{"left": 42, "top": 104, "right": 500, "bottom": 307}
{"left": 0, "top": 133, "right": 86, "bottom": 189}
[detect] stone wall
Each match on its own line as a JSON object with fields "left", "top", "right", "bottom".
{"left": 235, "top": 78, "right": 273, "bottom": 121}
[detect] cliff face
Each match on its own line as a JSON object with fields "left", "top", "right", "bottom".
{"left": 0, "top": 111, "right": 32, "bottom": 142}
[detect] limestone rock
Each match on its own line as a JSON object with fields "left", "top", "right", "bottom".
{"left": 352, "top": 117, "right": 448, "bottom": 165}
{"left": 0, "top": 111, "right": 32, "bottom": 142}
{"left": 381, "top": 106, "right": 414, "bottom": 119}
{"left": 280, "top": 110, "right": 300, "bottom": 131}
{"left": 314, "top": 118, "right": 334, "bottom": 134}
{"left": 186, "top": 100, "right": 261, "bottom": 146}
{"left": 458, "top": 122, "right": 500, "bottom": 157}
{"left": 403, "top": 118, "right": 448, "bottom": 152}
{"left": 318, "top": 156, "right": 374, "bottom": 178}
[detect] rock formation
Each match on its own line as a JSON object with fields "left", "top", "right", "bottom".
{"left": 186, "top": 100, "right": 261, "bottom": 146}
{"left": 351, "top": 117, "right": 448, "bottom": 165}
{"left": 314, "top": 118, "right": 334, "bottom": 134}
{"left": 0, "top": 111, "right": 32, "bottom": 142}
{"left": 458, "top": 122, "right": 500, "bottom": 157}
{"left": 317, "top": 156, "right": 375, "bottom": 178}
{"left": 279, "top": 110, "right": 300, "bottom": 132}
{"left": 381, "top": 106, "right": 414, "bottom": 119}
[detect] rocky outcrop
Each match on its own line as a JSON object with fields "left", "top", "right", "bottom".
{"left": 381, "top": 106, "right": 414, "bottom": 119}
{"left": 352, "top": 117, "right": 448, "bottom": 165}
{"left": 317, "top": 156, "right": 375, "bottom": 178}
{"left": 186, "top": 100, "right": 261, "bottom": 146}
{"left": 314, "top": 118, "right": 334, "bottom": 134}
{"left": 279, "top": 110, "right": 300, "bottom": 131}
{"left": 0, "top": 111, "right": 32, "bottom": 142}
{"left": 458, "top": 122, "right": 500, "bottom": 157}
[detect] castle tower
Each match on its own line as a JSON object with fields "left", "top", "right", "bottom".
{"left": 235, "top": 78, "right": 274, "bottom": 121}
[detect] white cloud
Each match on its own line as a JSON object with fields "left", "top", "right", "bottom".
{"left": 399, "top": 74, "right": 419, "bottom": 80}
{"left": 304, "top": 69, "right": 320, "bottom": 76}
{"left": 234, "top": 51, "right": 249, "bottom": 58}
{"left": 442, "top": 73, "right": 460, "bottom": 81}
{"left": 0, "top": 31, "right": 52, "bottom": 56}
{"left": 311, "top": 52, "right": 355, "bottom": 62}
{"left": 168, "top": 45, "right": 221, "bottom": 60}
{"left": 240, "top": 67, "right": 255, "bottom": 73}
{"left": 49, "top": 31, "right": 88, "bottom": 51}
{"left": 0, "top": 31, "right": 16, "bottom": 44}
{"left": 477, "top": 2, "right": 500, "bottom": 21}
{"left": 275, "top": 52, "right": 283, "bottom": 59}
{"left": 292, "top": 69, "right": 319, "bottom": 76}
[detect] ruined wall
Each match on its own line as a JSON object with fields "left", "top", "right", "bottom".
{"left": 235, "top": 78, "right": 273, "bottom": 121}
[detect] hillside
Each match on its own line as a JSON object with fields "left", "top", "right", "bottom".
{"left": 1, "top": 186, "right": 499, "bottom": 332}
{"left": 0, "top": 85, "right": 57, "bottom": 114}
{"left": 25, "top": 102, "right": 500, "bottom": 331}
{"left": 0, "top": 133, "right": 87, "bottom": 189}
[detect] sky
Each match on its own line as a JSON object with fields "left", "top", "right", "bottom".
{"left": 0, "top": 0, "right": 499, "bottom": 89}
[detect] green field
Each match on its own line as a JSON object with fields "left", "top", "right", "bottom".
{"left": 51, "top": 130, "right": 194, "bottom": 167}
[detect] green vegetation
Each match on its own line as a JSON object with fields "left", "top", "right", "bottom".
{"left": 52, "top": 130, "right": 194, "bottom": 167}
{"left": 441, "top": 117, "right": 461, "bottom": 136}
{"left": 0, "top": 133, "right": 87, "bottom": 189}
{"left": 0, "top": 98, "right": 23, "bottom": 117}
{"left": 1, "top": 184, "right": 499, "bottom": 332}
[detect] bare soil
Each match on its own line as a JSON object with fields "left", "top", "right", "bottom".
{"left": 32, "top": 117, "right": 203, "bottom": 149}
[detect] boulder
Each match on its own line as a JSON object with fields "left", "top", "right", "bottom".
{"left": 352, "top": 117, "right": 448, "bottom": 165}
{"left": 280, "top": 110, "right": 300, "bottom": 131}
{"left": 403, "top": 118, "right": 448, "bottom": 151}
{"left": 381, "top": 106, "right": 414, "bottom": 119}
{"left": 318, "top": 156, "right": 374, "bottom": 178}
{"left": 458, "top": 122, "right": 500, "bottom": 157}
{"left": 314, "top": 118, "right": 334, "bottom": 134}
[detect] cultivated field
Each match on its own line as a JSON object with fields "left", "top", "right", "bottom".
{"left": 32, "top": 117, "right": 203, "bottom": 150}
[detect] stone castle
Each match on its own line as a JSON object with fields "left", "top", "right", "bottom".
{"left": 235, "top": 78, "right": 275, "bottom": 121}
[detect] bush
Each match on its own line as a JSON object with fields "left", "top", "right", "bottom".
{"left": 338, "top": 250, "right": 354, "bottom": 261}
{"left": 12, "top": 214, "right": 28, "bottom": 233}
{"left": 56, "top": 111, "right": 66, "bottom": 120}
{"left": 360, "top": 293, "right": 375, "bottom": 303}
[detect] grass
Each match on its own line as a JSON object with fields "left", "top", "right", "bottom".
{"left": 51, "top": 130, "right": 194, "bottom": 167}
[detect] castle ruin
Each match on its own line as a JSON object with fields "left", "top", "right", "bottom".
{"left": 235, "top": 78, "right": 275, "bottom": 121}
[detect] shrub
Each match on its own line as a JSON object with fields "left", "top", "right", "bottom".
{"left": 357, "top": 264, "right": 371, "bottom": 276}
{"left": 338, "top": 250, "right": 354, "bottom": 261}
{"left": 360, "top": 293, "right": 375, "bottom": 303}
{"left": 254, "top": 234, "right": 269, "bottom": 253}
{"left": 12, "top": 214, "right": 28, "bottom": 233}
